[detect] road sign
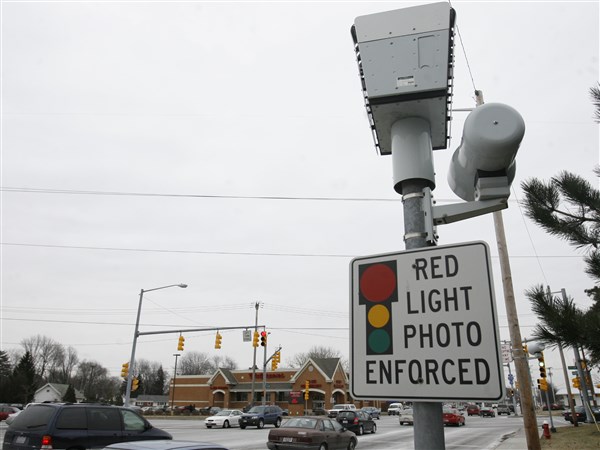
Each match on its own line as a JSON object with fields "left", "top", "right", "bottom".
{"left": 501, "top": 343, "right": 512, "bottom": 364}
{"left": 350, "top": 241, "right": 504, "bottom": 401}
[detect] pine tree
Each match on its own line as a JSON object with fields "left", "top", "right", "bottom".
{"left": 520, "top": 84, "right": 600, "bottom": 365}
{"left": 63, "top": 384, "right": 77, "bottom": 403}
{"left": 0, "top": 350, "right": 13, "bottom": 403}
{"left": 13, "top": 351, "right": 37, "bottom": 404}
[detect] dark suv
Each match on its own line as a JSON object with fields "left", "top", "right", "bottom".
{"left": 239, "top": 405, "right": 283, "bottom": 429}
{"left": 2, "top": 403, "right": 172, "bottom": 450}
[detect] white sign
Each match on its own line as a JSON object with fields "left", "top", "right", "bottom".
{"left": 501, "top": 343, "right": 513, "bottom": 364}
{"left": 350, "top": 241, "right": 504, "bottom": 401}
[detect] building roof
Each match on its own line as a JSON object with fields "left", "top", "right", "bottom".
{"left": 35, "top": 383, "right": 84, "bottom": 400}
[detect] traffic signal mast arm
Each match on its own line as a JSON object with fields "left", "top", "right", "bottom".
{"left": 263, "top": 347, "right": 282, "bottom": 368}
{"left": 137, "top": 324, "right": 267, "bottom": 336}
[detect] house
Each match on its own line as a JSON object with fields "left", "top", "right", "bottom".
{"left": 132, "top": 395, "right": 170, "bottom": 409}
{"left": 34, "top": 383, "right": 84, "bottom": 403}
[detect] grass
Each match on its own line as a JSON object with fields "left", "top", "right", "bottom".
{"left": 541, "top": 423, "right": 600, "bottom": 449}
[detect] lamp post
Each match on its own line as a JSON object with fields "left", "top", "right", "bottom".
{"left": 124, "top": 283, "right": 187, "bottom": 407}
{"left": 171, "top": 353, "right": 181, "bottom": 411}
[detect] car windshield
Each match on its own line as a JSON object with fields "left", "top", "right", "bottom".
{"left": 400, "top": 409, "right": 413, "bottom": 414}
{"left": 284, "top": 418, "right": 318, "bottom": 429}
{"left": 215, "top": 410, "right": 232, "bottom": 416}
{"left": 248, "top": 406, "right": 266, "bottom": 414}
{"left": 337, "top": 411, "right": 355, "bottom": 419}
{"left": 332, "top": 405, "right": 345, "bottom": 409}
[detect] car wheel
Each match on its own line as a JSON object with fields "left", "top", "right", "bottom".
{"left": 347, "top": 439, "right": 357, "bottom": 450}
{"left": 258, "top": 419, "right": 264, "bottom": 429}
{"left": 358, "top": 425, "right": 364, "bottom": 436}
{"left": 206, "top": 425, "right": 212, "bottom": 429}
{"left": 275, "top": 417, "right": 282, "bottom": 428}
{"left": 223, "top": 420, "right": 230, "bottom": 428}
{"left": 240, "top": 425, "right": 246, "bottom": 429}
{"left": 371, "top": 423, "right": 377, "bottom": 434}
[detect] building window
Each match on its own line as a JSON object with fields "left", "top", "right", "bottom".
{"left": 234, "top": 392, "right": 248, "bottom": 402}
{"left": 277, "top": 392, "right": 287, "bottom": 402}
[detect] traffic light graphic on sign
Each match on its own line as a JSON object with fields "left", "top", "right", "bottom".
{"left": 358, "top": 260, "right": 398, "bottom": 355}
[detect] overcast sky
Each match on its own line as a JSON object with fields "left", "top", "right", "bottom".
{"left": 2, "top": 0, "right": 598, "bottom": 395}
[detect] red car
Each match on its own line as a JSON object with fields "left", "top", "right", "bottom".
{"left": 443, "top": 408, "right": 465, "bottom": 427}
{"left": 0, "top": 405, "right": 20, "bottom": 421}
{"left": 466, "top": 404, "right": 480, "bottom": 416}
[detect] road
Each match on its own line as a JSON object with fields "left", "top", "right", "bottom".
{"left": 0, "top": 413, "right": 563, "bottom": 449}
{"left": 147, "top": 414, "right": 536, "bottom": 449}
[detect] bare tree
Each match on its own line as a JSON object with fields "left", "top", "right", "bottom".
{"left": 178, "top": 352, "right": 215, "bottom": 375}
{"left": 289, "top": 345, "right": 347, "bottom": 369}
{"left": 73, "top": 360, "right": 110, "bottom": 401}
{"left": 21, "top": 335, "right": 65, "bottom": 381}
{"left": 211, "top": 355, "right": 237, "bottom": 370}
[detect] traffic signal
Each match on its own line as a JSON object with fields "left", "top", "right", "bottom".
{"left": 260, "top": 331, "right": 267, "bottom": 347}
{"left": 522, "top": 343, "right": 528, "bottom": 357}
{"left": 357, "top": 260, "right": 398, "bottom": 355}
{"left": 177, "top": 335, "right": 185, "bottom": 351}
{"left": 304, "top": 380, "right": 310, "bottom": 400}
{"left": 537, "top": 378, "right": 548, "bottom": 392}
{"left": 132, "top": 377, "right": 140, "bottom": 391}
{"left": 538, "top": 352, "right": 546, "bottom": 378}
{"left": 121, "top": 362, "right": 129, "bottom": 379}
{"left": 572, "top": 377, "right": 581, "bottom": 389}
{"left": 271, "top": 351, "right": 281, "bottom": 370}
{"left": 214, "top": 332, "right": 222, "bottom": 349}
{"left": 252, "top": 331, "right": 259, "bottom": 348}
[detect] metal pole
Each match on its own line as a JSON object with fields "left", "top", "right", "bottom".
{"left": 125, "top": 284, "right": 187, "bottom": 407}
{"left": 557, "top": 344, "right": 578, "bottom": 426}
{"left": 250, "top": 302, "right": 259, "bottom": 406}
{"left": 391, "top": 117, "right": 444, "bottom": 450}
{"left": 171, "top": 353, "right": 180, "bottom": 411}
{"left": 544, "top": 389, "right": 556, "bottom": 432}
{"left": 560, "top": 288, "right": 593, "bottom": 422}
{"left": 125, "top": 289, "right": 144, "bottom": 407}
{"left": 262, "top": 334, "right": 268, "bottom": 406}
{"left": 507, "top": 362, "right": 518, "bottom": 416}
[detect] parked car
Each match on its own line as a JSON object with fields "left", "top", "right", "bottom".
{"left": 398, "top": 408, "right": 414, "bottom": 426}
{"left": 387, "top": 403, "right": 403, "bottom": 415}
{"left": 267, "top": 416, "right": 357, "bottom": 450}
{"left": 0, "top": 406, "right": 20, "bottom": 421}
{"left": 2, "top": 403, "right": 172, "bottom": 450}
{"left": 466, "top": 404, "right": 480, "bottom": 416}
{"left": 497, "top": 404, "right": 511, "bottom": 415}
{"left": 360, "top": 406, "right": 381, "bottom": 419}
{"left": 563, "top": 406, "right": 600, "bottom": 423}
{"left": 327, "top": 404, "right": 356, "bottom": 418}
{"left": 239, "top": 405, "right": 284, "bottom": 429}
{"left": 198, "top": 406, "right": 221, "bottom": 416}
{"left": 104, "top": 440, "right": 228, "bottom": 450}
{"left": 204, "top": 409, "right": 243, "bottom": 428}
{"left": 336, "top": 410, "right": 376, "bottom": 436}
{"left": 442, "top": 408, "right": 465, "bottom": 426}
{"left": 312, "top": 408, "right": 328, "bottom": 416}
{"left": 543, "top": 403, "right": 564, "bottom": 411}
{"left": 480, "top": 406, "right": 496, "bottom": 417}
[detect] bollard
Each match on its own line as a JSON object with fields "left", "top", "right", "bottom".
{"left": 542, "top": 421, "right": 551, "bottom": 439}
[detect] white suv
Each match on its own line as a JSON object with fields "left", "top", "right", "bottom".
{"left": 387, "top": 403, "right": 403, "bottom": 415}
{"left": 327, "top": 404, "right": 356, "bottom": 418}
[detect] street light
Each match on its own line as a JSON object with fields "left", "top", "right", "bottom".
{"left": 124, "top": 283, "right": 187, "bottom": 407}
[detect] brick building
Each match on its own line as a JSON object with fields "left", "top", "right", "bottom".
{"left": 169, "top": 357, "right": 379, "bottom": 414}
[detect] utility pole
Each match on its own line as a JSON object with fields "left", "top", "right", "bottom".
{"left": 170, "top": 353, "right": 180, "bottom": 411}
